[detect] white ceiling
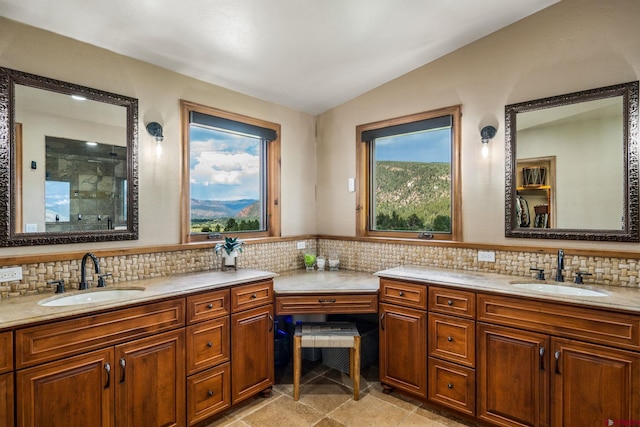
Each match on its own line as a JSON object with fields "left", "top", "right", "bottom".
{"left": 0, "top": 0, "right": 559, "bottom": 115}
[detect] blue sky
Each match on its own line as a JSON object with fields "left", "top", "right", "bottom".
{"left": 45, "top": 181, "right": 70, "bottom": 221}
{"left": 190, "top": 125, "right": 261, "bottom": 201}
{"left": 375, "top": 128, "right": 451, "bottom": 163}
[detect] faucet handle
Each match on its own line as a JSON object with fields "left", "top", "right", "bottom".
{"left": 530, "top": 267, "right": 545, "bottom": 280}
{"left": 574, "top": 271, "right": 592, "bottom": 284}
{"left": 47, "top": 279, "right": 65, "bottom": 294}
{"left": 97, "top": 273, "right": 112, "bottom": 288}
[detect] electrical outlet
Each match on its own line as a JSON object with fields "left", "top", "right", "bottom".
{"left": 0, "top": 267, "right": 23, "bottom": 282}
{"left": 296, "top": 241, "right": 306, "bottom": 250}
{"left": 478, "top": 250, "right": 496, "bottom": 262}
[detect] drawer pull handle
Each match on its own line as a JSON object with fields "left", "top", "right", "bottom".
{"left": 540, "top": 347, "right": 545, "bottom": 371}
{"left": 380, "top": 313, "right": 385, "bottom": 330}
{"left": 447, "top": 300, "right": 453, "bottom": 306}
{"left": 251, "top": 293, "right": 257, "bottom": 299}
{"left": 447, "top": 383, "right": 453, "bottom": 389}
{"left": 208, "top": 390, "right": 214, "bottom": 397}
{"left": 554, "top": 350, "right": 561, "bottom": 375}
{"left": 269, "top": 314, "right": 274, "bottom": 332}
{"left": 119, "top": 358, "right": 126, "bottom": 383}
{"left": 207, "top": 342, "right": 213, "bottom": 348}
{"left": 104, "top": 362, "right": 111, "bottom": 389}
{"left": 207, "top": 303, "right": 213, "bottom": 309}
{"left": 398, "top": 291, "right": 404, "bottom": 296}
{"left": 447, "top": 336, "right": 453, "bottom": 342}
{"left": 318, "top": 299, "right": 337, "bottom": 303}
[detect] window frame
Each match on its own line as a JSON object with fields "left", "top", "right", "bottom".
{"left": 355, "top": 105, "right": 462, "bottom": 241}
{"left": 180, "top": 100, "right": 281, "bottom": 243}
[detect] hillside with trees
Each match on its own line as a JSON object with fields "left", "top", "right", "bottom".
{"left": 374, "top": 161, "right": 451, "bottom": 232}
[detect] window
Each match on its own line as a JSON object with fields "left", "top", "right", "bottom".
{"left": 356, "top": 106, "right": 461, "bottom": 241}
{"left": 180, "top": 100, "right": 281, "bottom": 242}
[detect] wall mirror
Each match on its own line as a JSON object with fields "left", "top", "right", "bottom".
{"left": 505, "top": 80, "right": 638, "bottom": 241}
{"left": 0, "top": 67, "right": 138, "bottom": 246}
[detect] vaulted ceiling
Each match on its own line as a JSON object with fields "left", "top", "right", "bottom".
{"left": 0, "top": 0, "right": 559, "bottom": 114}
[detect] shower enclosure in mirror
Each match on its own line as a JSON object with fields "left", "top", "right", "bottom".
{"left": 505, "top": 80, "right": 639, "bottom": 241}
{"left": 0, "top": 67, "right": 138, "bottom": 246}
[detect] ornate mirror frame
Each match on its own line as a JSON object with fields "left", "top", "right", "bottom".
{"left": 0, "top": 67, "right": 139, "bottom": 246}
{"left": 505, "top": 80, "right": 639, "bottom": 242}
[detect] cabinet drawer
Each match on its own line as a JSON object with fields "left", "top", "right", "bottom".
{"left": 16, "top": 299, "right": 185, "bottom": 369}
{"left": 276, "top": 293, "right": 378, "bottom": 315}
{"left": 429, "top": 286, "right": 475, "bottom": 318}
{"left": 379, "top": 278, "right": 427, "bottom": 309}
{"left": 186, "top": 317, "right": 230, "bottom": 375}
{"left": 477, "top": 293, "right": 640, "bottom": 351}
{"left": 428, "top": 357, "right": 475, "bottom": 416}
{"left": 0, "top": 332, "right": 12, "bottom": 374}
{"left": 187, "top": 289, "right": 230, "bottom": 324}
{"left": 187, "top": 362, "right": 231, "bottom": 426}
{"left": 231, "top": 280, "right": 273, "bottom": 312}
{"left": 428, "top": 313, "right": 475, "bottom": 367}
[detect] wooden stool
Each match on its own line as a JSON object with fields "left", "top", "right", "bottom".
{"left": 293, "top": 322, "right": 361, "bottom": 401}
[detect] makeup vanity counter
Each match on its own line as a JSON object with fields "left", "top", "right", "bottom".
{"left": 273, "top": 270, "right": 378, "bottom": 315}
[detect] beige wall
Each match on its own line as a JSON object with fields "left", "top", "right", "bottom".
{"left": 1, "top": 0, "right": 640, "bottom": 259}
{"left": 0, "top": 17, "right": 318, "bottom": 256}
{"left": 316, "top": 0, "right": 640, "bottom": 251}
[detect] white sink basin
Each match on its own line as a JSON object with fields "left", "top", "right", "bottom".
{"left": 511, "top": 283, "right": 608, "bottom": 297}
{"left": 39, "top": 288, "right": 146, "bottom": 306}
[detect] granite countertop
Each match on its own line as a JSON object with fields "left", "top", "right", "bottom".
{"left": 376, "top": 265, "right": 640, "bottom": 314}
{"left": 273, "top": 270, "right": 378, "bottom": 294}
{"left": 0, "top": 269, "right": 276, "bottom": 329}
{"left": 3, "top": 265, "right": 640, "bottom": 331}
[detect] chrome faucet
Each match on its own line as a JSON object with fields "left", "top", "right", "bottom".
{"left": 79, "top": 252, "right": 101, "bottom": 290}
{"left": 555, "top": 249, "right": 564, "bottom": 282}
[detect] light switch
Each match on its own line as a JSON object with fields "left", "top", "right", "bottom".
{"left": 348, "top": 178, "right": 355, "bottom": 192}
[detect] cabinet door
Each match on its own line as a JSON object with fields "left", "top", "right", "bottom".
{"left": 379, "top": 302, "right": 427, "bottom": 397}
{"left": 16, "top": 348, "right": 114, "bottom": 427}
{"left": 477, "top": 323, "right": 549, "bottom": 427}
{"left": 231, "top": 304, "right": 274, "bottom": 404}
{"left": 0, "top": 373, "right": 14, "bottom": 427}
{"left": 115, "top": 329, "right": 185, "bottom": 427}
{"left": 551, "top": 338, "right": 640, "bottom": 426}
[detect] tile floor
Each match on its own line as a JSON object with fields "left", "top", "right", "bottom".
{"left": 205, "top": 359, "right": 474, "bottom": 427}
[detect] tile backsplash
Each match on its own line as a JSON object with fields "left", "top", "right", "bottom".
{"left": 1, "top": 238, "right": 638, "bottom": 299}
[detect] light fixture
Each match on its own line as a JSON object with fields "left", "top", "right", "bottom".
{"left": 146, "top": 122, "right": 164, "bottom": 157}
{"left": 480, "top": 125, "right": 497, "bottom": 159}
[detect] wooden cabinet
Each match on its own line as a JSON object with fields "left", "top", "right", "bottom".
{"left": 0, "top": 331, "right": 13, "bottom": 427}
{"left": 16, "top": 348, "right": 114, "bottom": 427}
{"left": 477, "top": 292, "right": 640, "bottom": 427}
{"left": 115, "top": 329, "right": 185, "bottom": 427}
{"left": 185, "top": 289, "right": 231, "bottom": 426}
{"left": 231, "top": 281, "right": 274, "bottom": 405}
{"left": 551, "top": 338, "right": 640, "bottom": 426}
{"left": 477, "top": 323, "right": 549, "bottom": 427}
{"left": 16, "top": 330, "right": 185, "bottom": 427}
{"left": 427, "top": 287, "right": 476, "bottom": 416}
{"left": 379, "top": 302, "right": 427, "bottom": 397}
{"left": 0, "top": 373, "right": 14, "bottom": 427}
{"left": 15, "top": 299, "right": 186, "bottom": 427}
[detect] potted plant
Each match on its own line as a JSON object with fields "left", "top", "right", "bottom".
{"left": 215, "top": 237, "right": 244, "bottom": 270}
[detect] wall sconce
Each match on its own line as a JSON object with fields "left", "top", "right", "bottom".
{"left": 480, "top": 125, "right": 497, "bottom": 159}
{"left": 146, "top": 122, "right": 164, "bottom": 157}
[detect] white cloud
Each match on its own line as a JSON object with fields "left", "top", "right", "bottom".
{"left": 192, "top": 151, "right": 259, "bottom": 186}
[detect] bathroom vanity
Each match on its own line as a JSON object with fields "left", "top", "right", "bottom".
{"left": 376, "top": 266, "right": 640, "bottom": 427}
{"left": 0, "top": 269, "right": 276, "bottom": 427}
{"left": 2, "top": 266, "right": 640, "bottom": 427}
